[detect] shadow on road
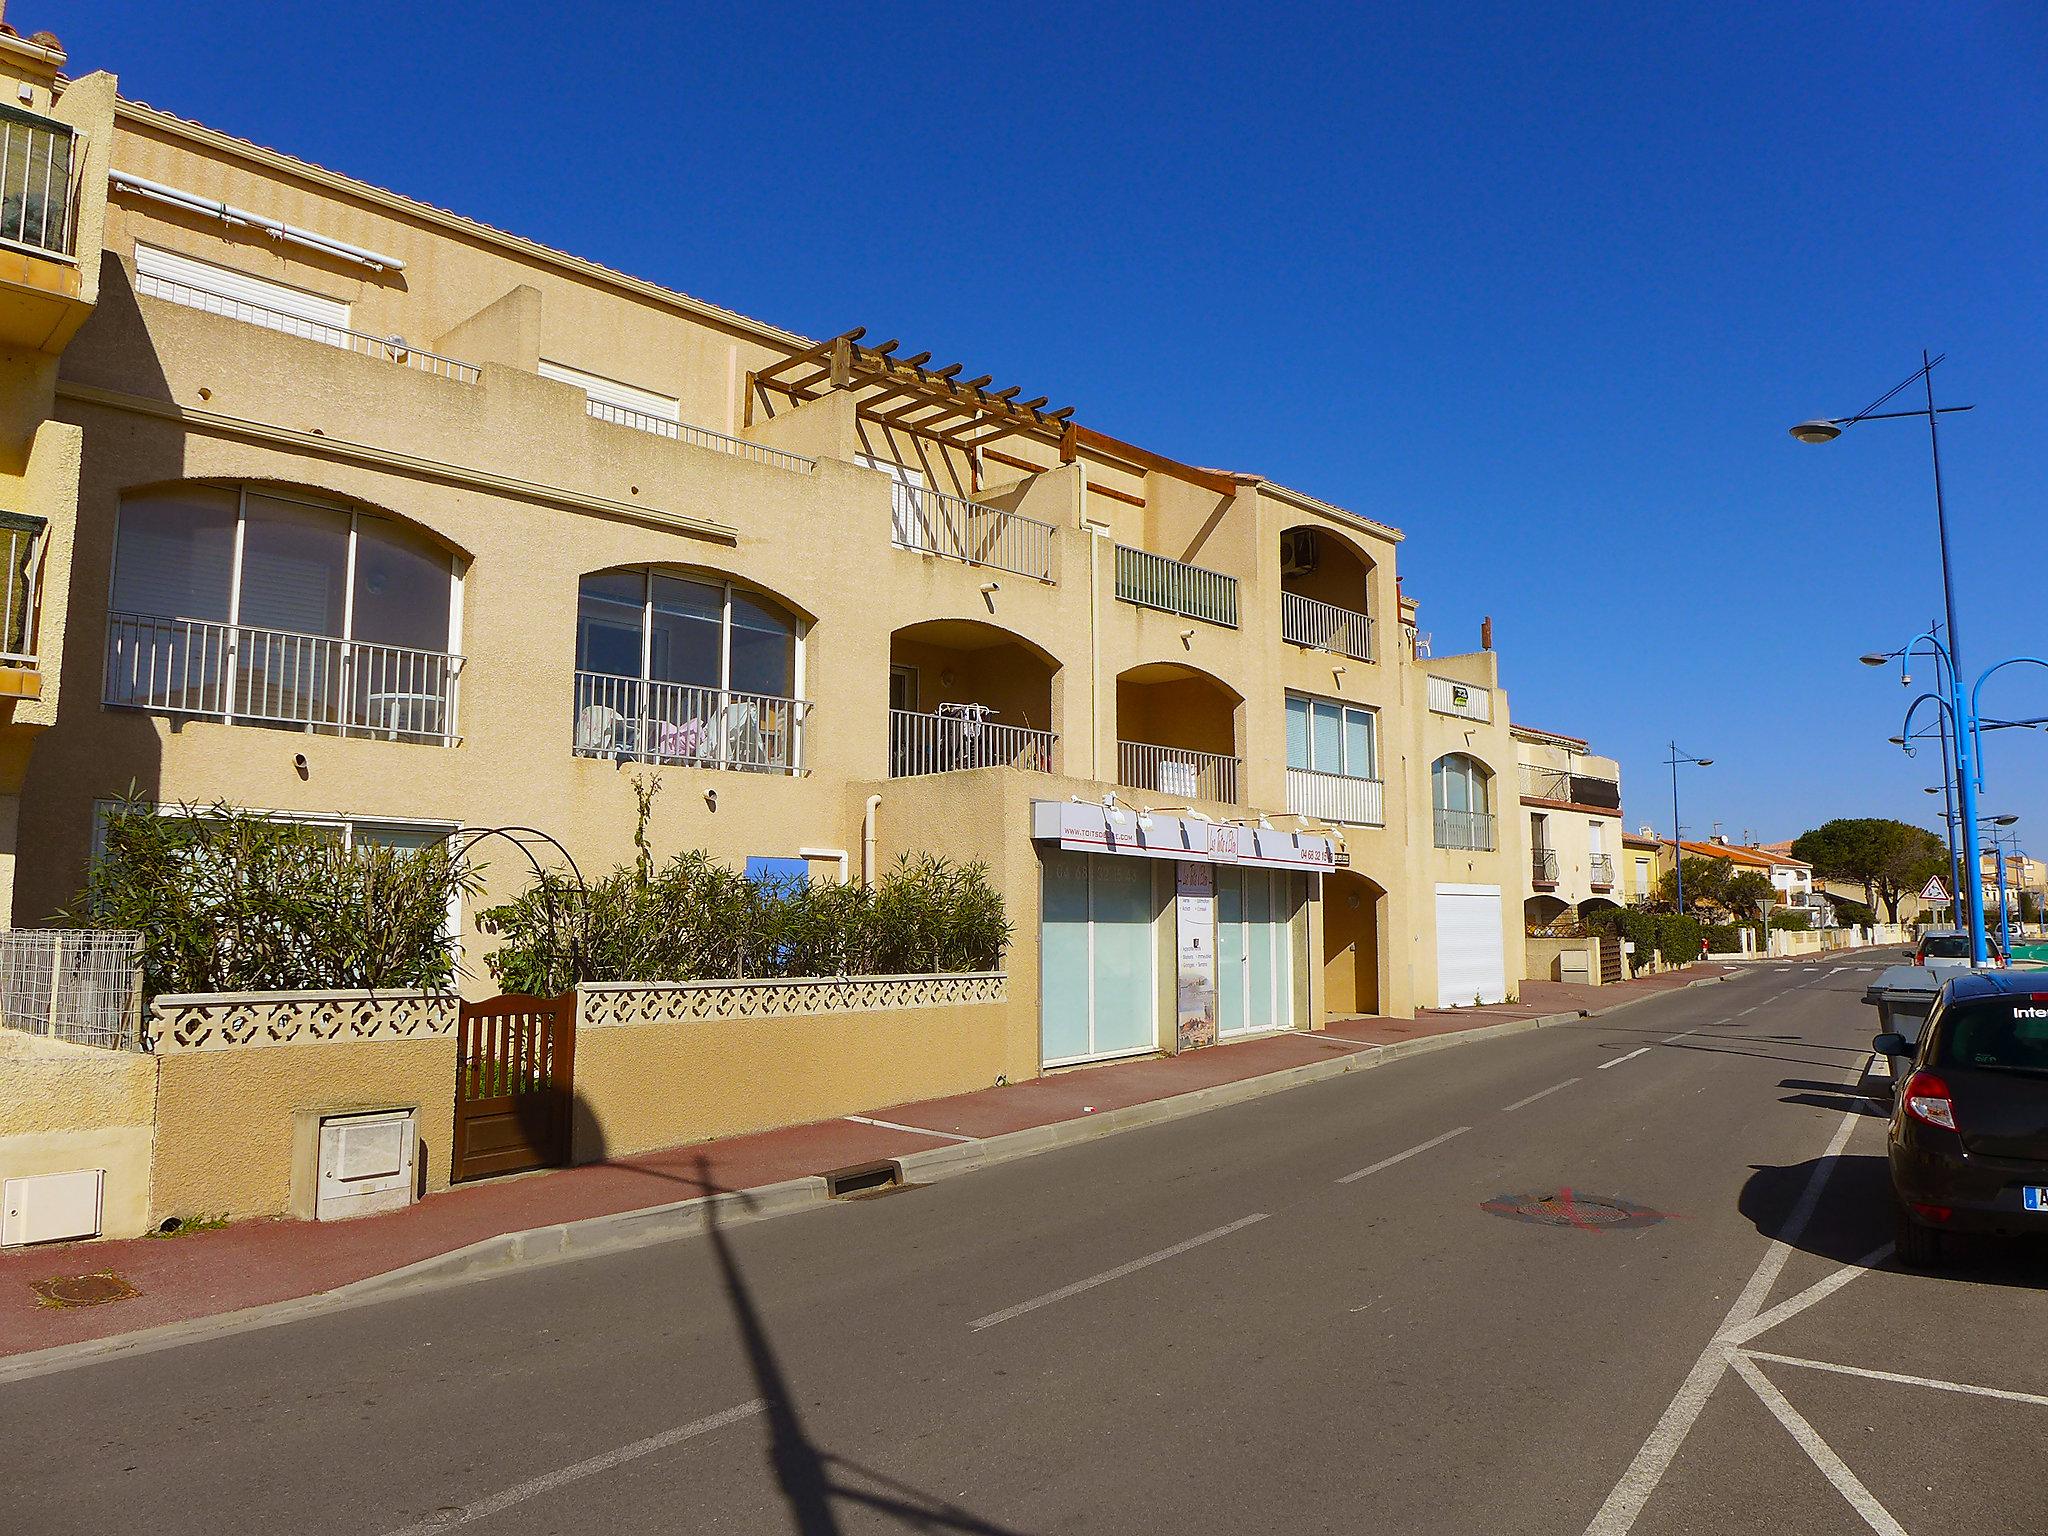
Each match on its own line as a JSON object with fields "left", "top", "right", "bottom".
{"left": 698, "top": 1156, "right": 1033, "bottom": 1535}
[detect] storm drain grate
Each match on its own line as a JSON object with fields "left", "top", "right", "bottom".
{"left": 1481, "top": 1189, "right": 1667, "bottom": 1232}
{"left": 31, "top": 1271, "right": 140, "bottom": 1308}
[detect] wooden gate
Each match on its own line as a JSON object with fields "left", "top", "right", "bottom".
{"left": 1598, "top": 935, "right": 1624, "bottom": 985}
{"left": 452, "top": 993, "right": 576, "bottom": 1183}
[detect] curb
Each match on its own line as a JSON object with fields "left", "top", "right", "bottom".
{"left": 0, "top": 969, "right": 1729, "bottom": 1383}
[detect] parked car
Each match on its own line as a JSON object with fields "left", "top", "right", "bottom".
{"left": 1877, "top": 971, "right": 2048, "bottom": 1266}
{"left": 1914, "top": 929, "right": 2006, "bottom": 975}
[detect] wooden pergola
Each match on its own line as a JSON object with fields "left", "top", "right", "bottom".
{"left": 745, "top": 328, "right": 1077, "bottom": 455}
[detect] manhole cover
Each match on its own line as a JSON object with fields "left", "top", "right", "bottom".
{"left": 31, "top": 1272, "right": 140, "bottom": 1308}
{"left": 1481, "top": 1189, "right": 1667, "bottom": 1232}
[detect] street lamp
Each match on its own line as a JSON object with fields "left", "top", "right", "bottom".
{"left": 1799, "top": 353, "right": 1986, "bottom": 961}
{"left": 1665, "top": 743, "right": 1712, "bottom": 916}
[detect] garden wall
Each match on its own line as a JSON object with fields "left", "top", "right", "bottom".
{"left": 146, "top": 990, "right": 459, "bottom": 1222}
{"left": 0, "top": 1028, "right": 157, "bottom": 1239}
{"left": 572, "top": 973, "right": 1015, "bottom": 1161}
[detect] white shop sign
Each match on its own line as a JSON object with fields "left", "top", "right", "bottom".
{"left": 1031, "top": 801, "right": 1337, "bottom": 872}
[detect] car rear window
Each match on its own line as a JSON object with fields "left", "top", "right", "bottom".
{"left": 1935, "top": 998, "right": 2048, "bottom": 1074}
{"left": 1920, "top": 936, "right": 1971, "bottom": 958}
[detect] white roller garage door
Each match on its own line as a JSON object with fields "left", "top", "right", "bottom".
{"left": 1435, "top": 883, "right": 1507, "bottom": 1006}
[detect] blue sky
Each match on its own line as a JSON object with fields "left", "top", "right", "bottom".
{"left": 52, "top": 1, "right": 2048, "bottom": 852}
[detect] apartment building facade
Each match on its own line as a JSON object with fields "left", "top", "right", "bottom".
{"left": 8, "top": 38, "right": 1529, "bottom": 1074}
{"left": 1512, "top": 724, "right": 1623, "bottom": 942}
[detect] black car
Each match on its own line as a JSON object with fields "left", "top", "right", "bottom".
{"left": 1877, "top": 970, "right": 2048, "bottom": 1266}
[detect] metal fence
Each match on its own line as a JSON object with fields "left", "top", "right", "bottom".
{"left": 105, "top": 612, "right": 465, "bottom": 743}
{"left": 0, "top": 105, "right": 75, "bottom": 256}
{"left": 1118, "top": 740, "right": 1241, "bottom": 804}
{"left": 1589, "top": 854, "right": 1616, "bottom": 888}
{"left": 889, "top": 708, "right": 1054, "bottom": 777}
{"left": 892, "top": 485, "right": 1056, "bottom": 583}
{"left": 1114, "top": 545, "right": 1239, "bottom": 628}
{"left": 586, "top": 397, "right": 819, "bottom": 475}
{"left": 572, "top": 671, "right": 808, "bottom": 773}
{"left": 1532, "top": 847, "right": 1560, "bottom": 883}
{"left": 0, "top": 513, "right": 44, "bottom": 665}
{"left": 1280, "top": 592, "right": 1374, "bottom": 662}
{"left": 136, "top": 272, "right": 482, "bottom": 382}
{"left": 1434, "top": 808, "right": 1498, "bottom": 851}
{"left": 0, "top": 930, "right": 145, "bottom": 1051}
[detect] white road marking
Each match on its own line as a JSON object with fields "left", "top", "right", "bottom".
{"left": 967, "top": 1214, "right": 1268, "bottom": 1331}
{"left": 1722, "top": 1245, "right": 1895, "bottom": 1346}
{"left": 1597, "top": 1048, "right": 1650, "bottom": 1070}
{"left": 1661, "top": 1030, "right": 1693, "bottom": 1044}
{"left": 1736, "top": 1005, "right": 1759, "bottom": 1017}
{"left": 1582, "top": 1098, "right": 1865, "bottom": 1535}
{"left": 1740, "top": 1349, "right": 2048, "bottom": 1409}
{"left": 1335, "top": 1125, "right": 1472, "bottom": 1183}
{"left": 843, "top": 1114, "right": 978, "bottom": 1143}
{"left": 1503, "top": 1079, "right": 1581, "bottom": 1112}
{"left": 1730, "top": 1353, "right": 1907, "bottom": 1535}
{"left": 381, "top": 1399, "right": 766, "bottom": 1534}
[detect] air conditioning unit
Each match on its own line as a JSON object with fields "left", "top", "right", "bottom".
{"left": 1280, "top": 528, "right": 1319, "bottom": 577}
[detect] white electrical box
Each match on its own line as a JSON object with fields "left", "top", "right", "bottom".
{"left": 314, "top": 1108, "right": 417, "bottom": 1222}
{"left": 3, "top": 1169, "right": 105, "bottom": 1246}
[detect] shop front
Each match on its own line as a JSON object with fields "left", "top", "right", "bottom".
{"left": 1032, "top": 802, "right": 1333, "bottom": 1066}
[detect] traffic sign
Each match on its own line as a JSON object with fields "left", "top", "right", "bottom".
{"left": 1919, "top": 876, "right": 1951, "bottom": 902}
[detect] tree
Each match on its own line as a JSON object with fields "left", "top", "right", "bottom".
{"left": 1792, "top": 818, "right": 1949, "bottom": 921}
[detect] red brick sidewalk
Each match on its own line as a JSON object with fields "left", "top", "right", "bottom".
{"left": 0, "top": 961, "right": 1731, "bottom": 1361}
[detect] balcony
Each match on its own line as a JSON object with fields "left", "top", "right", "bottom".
{"left": 1590, "top": 853, "right": 1615, "bottom": 890}
{"left": 1119, "top": 741, "right": 1241, "bottom": 805}
{"left": 892, "top": 483, "right": 1055, "bottom": 583}
{"left": 1115, "top": 546, "right": 1238, "bottom": 628}
{"left": 583, "top": 397, "right": 818, "bottom": 476}
{"left": 572, "top": 671, "right": 806, "bottom": 773}
{"left": 1286, "top": 766, "right": 1384, "bottom": 826}
{"left": 0, "top": 514, "right": 44, "bottom": 688}
{"left": 0, "top": 105, "right": 76, "bottom": 258}
{"left": 890, "top": 707, "right": 1054, "bottom": 778}
{"left": 105, "top": 613, "right": 464, "bottom": 744}
{"left": 135, "top": 272, "right": 482, "bottom": 383}
{"left": 1531, "top": 847, "right": 1559, "bottom": 886}
{"left": 1281, "top": 592, "right": 1374, "bottom": 662}
{"left": 1518, "top": 762, "right": 1622, "bottom": 810}
{"left": 1434, "top": 808, "right": 1498, "bottom": 851}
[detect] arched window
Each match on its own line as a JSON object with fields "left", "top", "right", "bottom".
{"left": 572, "top": 570, "right": 806, "bottom": 773}
{"left": 1431, "top": 753, "right": 1496, "bottom": 850}
{"left": 106, "top": 485, "right": 461, "bottom": 743}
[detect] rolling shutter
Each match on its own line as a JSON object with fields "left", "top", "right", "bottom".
{"left": 135, "top": 243, "right": 352, "bottom": 330}
{"left": 1435, "top": 884, "right": 1507, "bottom": 1006}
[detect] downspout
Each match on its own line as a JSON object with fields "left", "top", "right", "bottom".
{"left": 861, "top": 794, "right": 882, "bottom": 888}
{"left": 1084, "top": 472, "right": 1101, "bottom": 779}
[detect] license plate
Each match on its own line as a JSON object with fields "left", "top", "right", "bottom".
{"left": 2025, "top": 1188, "right": 2048, "bottom": 1213}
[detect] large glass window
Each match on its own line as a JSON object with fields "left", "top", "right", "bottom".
{"left": 106, "top": 487, "right": 461, "bottom": 742}
{"left": 1432, "top": 753, "right": 1491, "bottom": 815}
{"left": 1285, "top": 693, "right": 1377, "bottom": 778}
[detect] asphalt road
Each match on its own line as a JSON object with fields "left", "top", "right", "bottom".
{"left": 8, "top": 954, "right": 2046, "bottom": 1535}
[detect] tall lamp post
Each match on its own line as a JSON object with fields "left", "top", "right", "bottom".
{"left": 1665, "top": 743, "right": 1713, "bottom": 915}
{"left": 1795, "top": 353, "right": 1986, "bottom": 960}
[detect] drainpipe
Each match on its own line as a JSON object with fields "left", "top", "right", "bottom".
{"left": 1084, "top": 473, "right": 1102, "bottom": 779}
{"left": 861, "top": 794, "right": 882, "bottom": 888}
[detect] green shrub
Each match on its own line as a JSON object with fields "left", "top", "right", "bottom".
{"left": 1769, "top": 910, "right": 1812, "bottom": 931}
{"left": 478, "top": 851, "right": 1011, "bottom": 994}
{"left": 69, "top": 795, "right": 475, "bottom": 999}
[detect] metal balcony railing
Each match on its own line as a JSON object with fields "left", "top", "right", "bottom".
{"left": 1280, "top": 592, "right": 1374, "bottom": 662}
{"left": 0, "top": 106, "right": 76, "bottom": 257}
{"left": 1532, "top": 847, "right": 1560, "bottom": 884}
{"left": 572, "top": 671, "right": 807, "bottom": 774}
{"left": 1590, "top": 854, "right": 1616, "bottom": 888}
{"left": 1434, "top": 807, "right": 1497, "bottom": 851}
{"left": 1114, "top": 545, "right": 1238, "bottom": 628}
{"left": 105, "top": 613, "right": 464, "bottom": 743}
{"left": 892, "top": 484, "right": 1055, "bottom": 583}
{"left": 1118, "top": 740, "right": 1241, "bottom": 804}
{"left": 0, "top": 514, "right": 44, "bottom": 666}
{"left": 135, "top": 273, "right": 482, "bottom": 382}
{"left": 1285, "top": 766, "right": 1384, "bottom": 826}
{"left": 889, "top": 708, "right": 1054, "bottom": 778}
{"left": 1518, "top": 762, "right": 1621, "bottom": 810}
{"left": 585, "top": 397, "right": 818, "bottom": 475}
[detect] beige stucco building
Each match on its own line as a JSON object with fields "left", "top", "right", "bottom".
{"left": 1512, "top": 724, "right": 1623, "bottom": 951}
{"left": 5, "top": 24, "right": 1535, "bottom": 1093}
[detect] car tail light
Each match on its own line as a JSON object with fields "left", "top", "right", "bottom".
{"left": 1902, "top": 1071, "right": 1956, "bottom": 1132}
{"left": 1911, "top": 1202, "right": 1952, "bottom": 1224}
{"left": 1913, "top": 952, "right": 1925, "bottom": 966}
